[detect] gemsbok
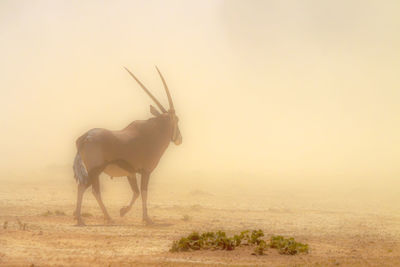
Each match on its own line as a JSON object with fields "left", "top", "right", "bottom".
{"left": 73, "top": 66, "right": 182, "bottom": 226}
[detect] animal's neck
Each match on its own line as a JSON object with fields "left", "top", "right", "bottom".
{"left": 147, "top": 116, "right": 172, "bottom": 148}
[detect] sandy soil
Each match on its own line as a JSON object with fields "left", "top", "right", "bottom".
{"left": 1, "top": 174, "right": 400, "bottom": 266}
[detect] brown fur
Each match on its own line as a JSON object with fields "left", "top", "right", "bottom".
{"left": 73, "top": 67, "right": 181, "bottom": 226}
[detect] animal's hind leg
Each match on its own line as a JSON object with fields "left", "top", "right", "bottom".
{"left": 92, "top": 175, "right": 113, "bottom": 224}
{"left": 120, "top": 174, "right": 140, "bottom": 217}
{"left": 74, "top": 182, "right": 90, "bottom": 226}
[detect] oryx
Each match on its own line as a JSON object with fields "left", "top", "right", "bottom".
{"left": 73, "top": 66, "right": 182, "bottom": 226}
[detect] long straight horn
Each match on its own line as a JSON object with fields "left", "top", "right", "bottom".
{"left": 155, "top": 66, "right": 174, "bottom": 111}
{"left": 124, "top": 67, "right": 167, "bottom": 113}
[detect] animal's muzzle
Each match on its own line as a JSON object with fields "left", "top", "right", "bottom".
{"left": 174, "top": 134, "right": 182, "bottom": 145}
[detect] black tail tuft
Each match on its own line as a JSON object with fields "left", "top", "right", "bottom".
{"left": 73, "top": 153, "right": 88, "bottom": 184}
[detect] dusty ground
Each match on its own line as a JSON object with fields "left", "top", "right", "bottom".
{"left": 1, "top": 173, "right": 400, "bottom": 266}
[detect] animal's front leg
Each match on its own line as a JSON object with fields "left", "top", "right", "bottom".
{"left": 141, "top": 171, "right": 153, "bottom": 225}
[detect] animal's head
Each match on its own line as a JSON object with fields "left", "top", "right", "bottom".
{"left": 124, "top": 66, "right": 182, "bottom": 145}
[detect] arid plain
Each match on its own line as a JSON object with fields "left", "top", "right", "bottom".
{"left": 1, "top": 170, "right": 399, "bottom": 267}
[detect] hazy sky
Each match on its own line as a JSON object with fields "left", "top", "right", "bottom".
{"left": 0, "top": 0, "right": 399, "bottom": 180}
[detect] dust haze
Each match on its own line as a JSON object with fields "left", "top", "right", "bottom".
{"left": 1, "top": 1, "right": 399, "bottom": 266}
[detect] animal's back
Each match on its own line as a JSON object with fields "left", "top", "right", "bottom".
{"left": 74, "top": 125, "right": 142, "bottom": 179}
{"left": 73, "top": 118, "right": 168, "bottom": 180}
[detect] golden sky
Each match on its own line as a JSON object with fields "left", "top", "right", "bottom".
{"left": 0, "top": 0, "right": 399, "bottom": 181}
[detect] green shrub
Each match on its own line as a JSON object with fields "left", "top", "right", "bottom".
{"left": 250, "top": 229, "right": 264, "bottom": 245}
{"left": 170, "top": 230, "right": 309, "bottom": 256}
{"left": 253, "top": 240, "right": 268, "bottom": 255}
{"left": 214, "top": 231, "right": 235, "bottom": 250}
{"left": 170, "top": 231, "right": 236, "bottom": 252}
{"left": 170, "top": 237, "right": 191, "bottom": 252}
{"left": 270, "top": 235, "right": 309, "bottom": 255}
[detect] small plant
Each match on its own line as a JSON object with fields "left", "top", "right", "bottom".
{"left": 170, "top": 231, "right": 235, "bottom": 252}
{"left": 54, "top": 210, "right": 66, "bottom": 216}
{"left": 41, "top": 210, "right": 53, "bottom": 216}
{"left": 250, "top": 229, "right": 264, "bottom": 245}
{"left": 81, "top": 212, "right": 93, "bottom": 217}
{"left": 233, "top": 234, "right": 242, "bottom": 246}
{"left": 182, "top": 214, "right": 190, "bottom": 221}
{"left": 239, "top": 230, "right": 250, "bottom": 245}
{"left": 187, "top": 232, "right": 202, "bottom": 250}
{"left": 214, "top": 231, "right": 235, "bottom": 250}
{"left": 233, "top": 230, "right": 264, "bottom": 246}
{"left": 40, "top": 210, "right": 66, "bottom": 217}
{"left": 201, "top": 232, "right": 216, "bottom": 249}
{"left": 253, "top": 240, "right": 268, "bottom": 255}
{"left": 170, "top": 237, "right": 191, "bottom": 252}
{"left": 270, "top": 235, "right": 309, "bottom": 255}
{"left": 16, "top": 218, "right": 27, "bottom": 230}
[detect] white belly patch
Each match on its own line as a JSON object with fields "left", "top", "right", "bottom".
{"left": 103, "top": 164, "right": 132, "bottom": 177}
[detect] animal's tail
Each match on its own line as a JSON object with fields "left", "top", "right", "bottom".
{"left": 73, "top": 153, "right": 88, "bottom": 184}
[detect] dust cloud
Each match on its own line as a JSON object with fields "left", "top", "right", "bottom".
{"left": 1, "top": 1, "right": 399, "bottom": 266}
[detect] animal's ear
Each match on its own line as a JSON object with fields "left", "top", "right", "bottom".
{"left": 150, "top": 105, "right": 162, "bottom": 117}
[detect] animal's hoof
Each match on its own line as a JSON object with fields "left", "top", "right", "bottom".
{"left": 120, "top": 207, "right": 129, "bottom": 217}
{"left": 143, "top": 217, "right": 154, "bottom": 225}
